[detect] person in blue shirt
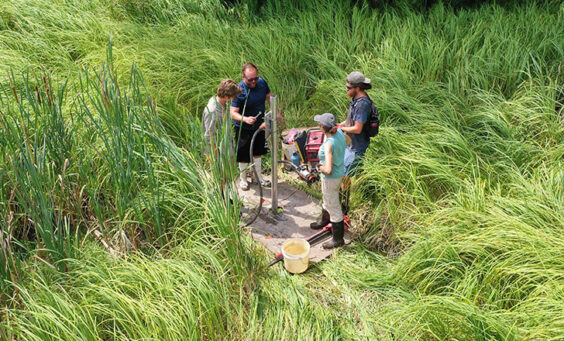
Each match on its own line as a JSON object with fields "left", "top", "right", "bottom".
{"left": 340, "top": 71, "right": 373, "bottom": 175}
{"left": 338, "top": 71, "right": 375, "bottom": 215}
{"left": 310, "top": 113, "right": 347, "bottom": 249}
{"left": 230, "top": 63, "right": 284, "bottom": 191}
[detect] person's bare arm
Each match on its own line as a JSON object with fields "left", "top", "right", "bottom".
{"left": 341, "top": 121, "right": 364, "bottom": 134}
{"left": 231, "top": 105, "right": 256, "bottom": 125}
{"left": 319, "top": 142, "right": 333, "bottom": 176}
{"left": 230, "top": 105, "right": 241, "bottom": 121}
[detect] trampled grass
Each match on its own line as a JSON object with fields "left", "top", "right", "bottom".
{"left": 1, "top": 0, "right": 563, "bottom": 339}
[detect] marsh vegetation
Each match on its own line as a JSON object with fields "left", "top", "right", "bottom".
{"left": 0, "top": 0, "right": 562, "bottom": 339}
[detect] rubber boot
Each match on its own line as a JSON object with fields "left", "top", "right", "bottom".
{"left": 310, "top": 209, "right": 330, "bottom": 230}
{"left": 322, "top": 220, "right": 345, "bottom": 249}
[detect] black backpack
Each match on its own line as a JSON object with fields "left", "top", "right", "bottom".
{"left": 349, "top": 96, "right": 380, "bottom": 138}
{"left": 365, "top": 100, "right": 379, "bottom": 138}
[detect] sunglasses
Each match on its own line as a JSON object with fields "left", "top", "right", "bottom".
{"left": 246, "top": 77, "right": 259, "bottom": 82}
{"left": 346, "top": 85, "right": 355, "bottom": 90}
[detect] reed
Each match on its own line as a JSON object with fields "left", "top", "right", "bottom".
{"left": 0, "top": 0, "right": 563, "bottom": 339}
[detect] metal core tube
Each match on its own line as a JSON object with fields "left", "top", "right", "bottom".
{"left": 270, "top": 95, "right": 278, "bottom": 213}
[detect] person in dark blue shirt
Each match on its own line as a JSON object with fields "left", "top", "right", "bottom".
{"left": 339, "top": 71, "right": 375, "bottom": 214}
{"left": 230, "top": 62, "right": 284, "bottom": 191}
{"left": 340, "top": 71, "right": 373, "bottom": 175}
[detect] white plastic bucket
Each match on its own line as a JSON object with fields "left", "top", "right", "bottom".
{"left": 281, "top": 238, "right": 310, "bottom": 274}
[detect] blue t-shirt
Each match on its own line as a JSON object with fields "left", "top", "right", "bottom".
{"left": 319, "top": 129, "right": 346, "bottom": 178}
{"left": 345, "top": 96, "right": 371, "bottom": 154}
{"left": 231, "top": 78, "right": 270, "bottom": 130}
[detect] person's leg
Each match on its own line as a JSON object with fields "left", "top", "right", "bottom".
{"left": 340, "top": 175, "right": 351, "bottom": 216}
{"left": 251, "top": 129, "right": 270, "bottom": 187}
{"left": 321, "top": 177, "right": 344, "bottom": 249}
{"left": 253, "top": 156, "right": 271, "bottom": 187}
{"left": 341, "top": 150, "right": 365, "bottom": 212}
{"left": 311, "top": 177, "right": 330, "bottom": 229}
{"left": 343, "top": 146, "right": 355, "bottom": 176}
{"left": 235, "top": 128, "right": 252, "bottom": 190}
{"left": 238, "top": 162, "right": 249, "bottom": 190}
{"left": 344, "top": 151, "right": 364, "bottom": 177}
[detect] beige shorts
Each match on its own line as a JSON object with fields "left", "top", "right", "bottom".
{"left": 321, "top": 176, "right": 343, "bottom": 223}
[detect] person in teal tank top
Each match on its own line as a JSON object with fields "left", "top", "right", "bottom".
{"left": 310, "top": 113, "right": 347, "bottom": 249}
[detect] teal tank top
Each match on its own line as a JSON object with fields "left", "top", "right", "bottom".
{"left": 318, "top": 129, "right": 346, "bottom": 178}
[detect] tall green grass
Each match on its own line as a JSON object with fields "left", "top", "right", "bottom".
{"left": 0, "top": 0, "right": 563, "bottom": 339}
{"left": 3, "top": 243, "right": 245, "bottom": 340}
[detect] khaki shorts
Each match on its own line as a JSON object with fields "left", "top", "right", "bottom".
{"left": 321, "top": 176, "right": 343, "bottom": 223}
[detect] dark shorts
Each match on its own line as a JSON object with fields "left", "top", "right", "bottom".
{"left": 234, "top": 127, "right": 268, "bottom": 163}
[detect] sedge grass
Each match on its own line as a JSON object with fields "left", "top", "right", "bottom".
{"left": 0, "top": 0, "right": 563, "bottom": 339}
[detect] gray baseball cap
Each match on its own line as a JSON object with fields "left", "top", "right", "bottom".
{"left": 346, "top": 71, "right": 371, "bottom": 85}
{"left": 314, "top": 113, "right": 337, "bottom": 128}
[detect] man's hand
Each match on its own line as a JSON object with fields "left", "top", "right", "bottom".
{"left": 243, "top": 116, "right": 257, "bottom": 125}
{"left": 317, "top": 162, "right": 328, "bottom": 175}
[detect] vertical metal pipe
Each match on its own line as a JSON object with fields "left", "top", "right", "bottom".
{"left": 270, "top": 95, "right": 278, "bottom": 213}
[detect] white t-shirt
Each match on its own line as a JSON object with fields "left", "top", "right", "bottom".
{"left": 202, "top": 96, "right": 226, "bottom": 143}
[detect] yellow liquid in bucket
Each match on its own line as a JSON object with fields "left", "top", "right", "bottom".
{"left": 282, "top": 238, "right": 310, "bottom": 274}
{"left": 284, "top": 244, "right": 307, "bottom": 255}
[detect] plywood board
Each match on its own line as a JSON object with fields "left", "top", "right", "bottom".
{"left": 238, "top": 178, "right": 350, "bottom": 263}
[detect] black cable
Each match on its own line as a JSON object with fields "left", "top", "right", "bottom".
{"left": 243, "top": 127, "right": 265, "bottom": 227}
{"left": 278, "top": 159, "right": 300, "bottom": 173}
{"left": 243, "top": 138, "right": 318, "bottom": 226}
